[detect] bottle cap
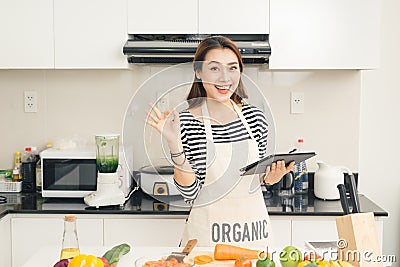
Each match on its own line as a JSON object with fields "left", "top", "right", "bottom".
{"left": 25, "top": 147, "right": 32, "bottom": 152}
{"left": 65, "top": 215, "right": 77, "bottom": 222}
{"left": 298, "top": 139, "right": 304, "bottom": 143}
{"left": 15, "top": 151, "right": 21, "bottom": 155}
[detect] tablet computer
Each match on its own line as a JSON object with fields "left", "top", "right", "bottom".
{"left": 240, "top": 152, "right": 316, "bottom": 175}
{"left": 305, "top": 240, "right": 338, "bottom": 251}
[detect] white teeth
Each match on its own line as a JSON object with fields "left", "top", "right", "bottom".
{"left": 215, "top": 85, "right": 230, "bottom": 90}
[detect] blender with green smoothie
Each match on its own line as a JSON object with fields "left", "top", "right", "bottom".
{"left": 84, "top": 134, "right": 125, "bottom": 207}
{"left": 96, "top": 135, "right": 119, "bottom": 173}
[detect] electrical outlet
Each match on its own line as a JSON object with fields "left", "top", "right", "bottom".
{"left": 290, "top": 92, "right": 304, "bottom": 114}
{"left": 24, "top": 91, "right": 38, "bottom": 113}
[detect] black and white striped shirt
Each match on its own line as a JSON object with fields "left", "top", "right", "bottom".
{"left": 174, "top": 104, "right": 269, "bottom": 202}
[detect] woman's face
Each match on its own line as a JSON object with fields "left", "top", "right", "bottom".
{"left": 197, "top": 48, "right": 241, "bottom": 104}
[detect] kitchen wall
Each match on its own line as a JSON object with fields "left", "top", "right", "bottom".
{"left": 0, "top": 69, "right": 360, "bottom": 172}
{"left": 359, "top": 0, "right": 400, "bottom": 260}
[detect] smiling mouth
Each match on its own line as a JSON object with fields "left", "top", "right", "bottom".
{"left": 215, "top": 84, "right": 231, "bottom": 91}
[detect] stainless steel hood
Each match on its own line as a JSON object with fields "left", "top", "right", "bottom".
{"left": 123, "top": 34, "right": 271, "bottom": 64}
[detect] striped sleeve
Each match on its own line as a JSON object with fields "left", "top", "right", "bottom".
{"left": 173, "top": 111, "right": 206, "bottom": 202}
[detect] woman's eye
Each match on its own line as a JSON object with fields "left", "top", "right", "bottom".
{"left": 210, "top": 66, "right": 219, "bottom": 71}
{"left": 230, "top": 66, "right": 238, "bottom": 71}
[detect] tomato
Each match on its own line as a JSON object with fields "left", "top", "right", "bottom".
{"left": 235, "top": 257, "right": 253, "bottom": 267}
{"left": 98, "top": 257, "right": 109, "bottom": 267}
{"left": 304, "top": 252, "right": 322, "bottom": 261}
{"left": 143, "top": 259, "right": 190, "bottom": 267}
{"left": 144, "top": 260, "right": 164, "bottom": 267}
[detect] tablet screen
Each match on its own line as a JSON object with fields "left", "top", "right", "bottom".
{"left": 240, "top": 152, "right": 316, "bottom": 175}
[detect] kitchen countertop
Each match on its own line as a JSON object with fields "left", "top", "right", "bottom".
{"left": 0, "top": 189, "right": 388, "bottom": 219}
{"left": 22, "top": 245, "right": 289, "bottom": 267}
{"left": 23, "top": 245, "right": 303, "bottom": 267}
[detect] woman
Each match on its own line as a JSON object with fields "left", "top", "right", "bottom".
{"left": 145, "top": 36, "right": 294, "bottom": 247}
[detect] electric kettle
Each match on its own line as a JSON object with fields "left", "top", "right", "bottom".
{"left": 314, "top": 161, "right": 350, "bottom": 200}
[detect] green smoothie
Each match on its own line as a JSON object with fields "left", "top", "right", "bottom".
{"left": 96, "top": 157, "right": 119, "bottom": 173}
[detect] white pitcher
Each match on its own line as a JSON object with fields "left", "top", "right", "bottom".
{"left": 314, "top": 161, "right": 351, "bottom": 200}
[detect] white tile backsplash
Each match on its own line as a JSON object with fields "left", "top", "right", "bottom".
{"left": 0, "top": 68, "right": 360, "bottom": 171}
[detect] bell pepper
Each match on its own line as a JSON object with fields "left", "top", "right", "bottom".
{"left": 315, "top": 259, "right": 330, "bottom": 267}
{"left": 68, "top": 254, "right": 104, "bottom": 267}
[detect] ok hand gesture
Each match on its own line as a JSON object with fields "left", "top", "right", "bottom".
{"left": 145, "top": 103, "right": 181, "bottom": 146}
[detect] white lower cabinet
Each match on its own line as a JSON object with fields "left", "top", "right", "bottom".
{"left": 0, "top": 215, "right": 11, "bottom": 267}
{"left": 270, "top": 217, "right": 291, "bottom": 249}
{"left": 104, "top": 216, "right": 187, "bottom": 247}
{"left": 291, "top": 218, "right": 339, "bottom": 249}
{"left": 11, "top": 215, "right": 103, "bottom": 267}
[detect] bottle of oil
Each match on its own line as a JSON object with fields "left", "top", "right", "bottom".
{"left": 13, "top": 151, "right": 22, "bottom": 181}
{"left": 60, "top": 215, "right": 80, "bottom": 260}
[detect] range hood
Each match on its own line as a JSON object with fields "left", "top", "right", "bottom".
{"left": 123, "top": 34, "right": 271, "bottom": 64}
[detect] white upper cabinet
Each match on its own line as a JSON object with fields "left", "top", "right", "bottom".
{"left": 269, "top": 0, "right": 380, "bottom": 69}
{"left": 127, "top": 0, "right": 269, "bottom": 34}
{"left": 54, "top": 0, "right": 128, "bottom": 69}
{"left": 0, "top": 0, "right": 54, "bottom": 69}
{"left": 127, "top": 0, "right": 198, "bottom": 34}
{"left": 198, "top": 0, "right": 269, "bottom": 34}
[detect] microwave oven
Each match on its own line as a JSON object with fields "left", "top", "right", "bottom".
{"left": 40, "top": 147, "right": 133, "bottom": 198}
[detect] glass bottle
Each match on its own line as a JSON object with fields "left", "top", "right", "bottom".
{"left": 12, "top": 168, "right": 20, "bottom": 182}
{"left": 23, "top": 147, "right": 35, "bottom": 163}
{"left": 294, "top": 138, "right": 309, "bottom": 194}
{"left": 60, "top": 215, "right": 80, "bottom": 260}
{"left": 14, "top": 151, "right": 22, "bottom": 181}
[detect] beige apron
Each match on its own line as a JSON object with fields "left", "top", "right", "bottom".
{"left": 181, "top": 101, "right": 272, "bottom": 248}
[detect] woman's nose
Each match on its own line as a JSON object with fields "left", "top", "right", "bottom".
{"left": 219, "top": 66, "right": 230, "bottom": 82}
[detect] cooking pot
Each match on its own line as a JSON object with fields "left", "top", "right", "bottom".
{"left": 138, "top": 165, "right": 181, "bottom": 196}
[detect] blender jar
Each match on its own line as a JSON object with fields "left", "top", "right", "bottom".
{"left": 95, "top": 134, "right": 119, "bottom": 173}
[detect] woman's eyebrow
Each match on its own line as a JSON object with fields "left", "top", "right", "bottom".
{"left": 207, "top": 61, "right": 220, "bottom": 65}
{"left": 207, "top": 61, "right": 239, "bottom": 65}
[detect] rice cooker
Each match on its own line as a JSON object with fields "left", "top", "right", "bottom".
{"left": 138, "top": 165, "right": 181, "bottom": 196}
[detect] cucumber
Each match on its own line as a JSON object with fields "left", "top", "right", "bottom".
{"left": 102, "top": 243, "right": 131, "bottom": 265}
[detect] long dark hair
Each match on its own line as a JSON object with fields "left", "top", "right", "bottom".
{"left": 186, "top": 36, "right": 248, "bottom": 108}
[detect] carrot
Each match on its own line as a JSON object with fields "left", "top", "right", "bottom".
{"left": 213, "top": 244, "right": 269, "bottom": 260}
{"left": 194, "top": 255, "right": 213, "bottom": 265}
